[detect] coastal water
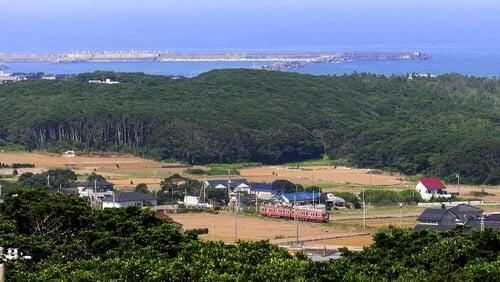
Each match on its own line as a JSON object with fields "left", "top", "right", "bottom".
{"left": 4, "top": 50, "right": 500, "bottom": 77}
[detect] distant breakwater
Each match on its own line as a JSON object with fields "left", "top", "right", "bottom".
{"left": 261, "top": 52, "right": 430, "bottom": 72}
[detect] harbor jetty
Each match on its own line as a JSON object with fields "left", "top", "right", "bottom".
{"left": 261, "top": 52, "right": 429, "bottom": 72}
{"left": 0, "top": 51, "right": 430, "bottom": 72}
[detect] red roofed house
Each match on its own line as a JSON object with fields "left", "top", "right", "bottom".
{"left": 416, "top": 177, "right": 451, "bottom": 201}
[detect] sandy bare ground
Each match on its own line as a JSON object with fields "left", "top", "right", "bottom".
{"left": 0, "top": 151, "right": 154, "bottom": 168}
{"left": 2, "top": 152, "right": 498, "bottom": 199}
{"left": 0, "top": 152, "right": 186, "bottom": 189}
{"left": 240, "top": 166, "right": 403, "bottom": 186}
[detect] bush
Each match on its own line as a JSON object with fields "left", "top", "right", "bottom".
{"left": 186, "top": 168, "right": 206, "bottom": 175}
{"left": 362, "top": 189, "right": 421, "bottom": 205}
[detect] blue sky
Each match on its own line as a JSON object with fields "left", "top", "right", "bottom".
{"left": 1, "top": 0, "right": 499, "bottom": 53}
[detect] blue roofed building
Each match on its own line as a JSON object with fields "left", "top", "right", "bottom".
{"left": 280, "top": 192, "right": 320, "bottom": 206}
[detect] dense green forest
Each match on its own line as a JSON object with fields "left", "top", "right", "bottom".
{"left": 0, "top": 189, "right": 499, "bottom": 281}
{"left": 0, "top": 70, "right": 498, "bottom": 184}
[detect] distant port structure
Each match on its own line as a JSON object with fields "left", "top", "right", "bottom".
{"left": 0, "top": 51, "right": 429, "bottom": 72}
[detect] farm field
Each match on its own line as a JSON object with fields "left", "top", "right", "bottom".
{"left": 239, "top": 165, "right": 403, "bottom": 186}
{"left": 170, "top": 202, "right": 500, "bottom": 248}
{"left": 170, "top": 212, "right": 373, "bottom": 247}
{"left": 2, "top": 151, "right": 499, "bottom": 249}
{"left": 1, "top": 151, "right": 499, "bottom": 197}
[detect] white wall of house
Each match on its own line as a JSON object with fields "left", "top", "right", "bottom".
{"left": 184, "top": 196, "right": 200, "bottom": 207}
{"left": 416, "top": 182, "right": 452, "bottom": 201}
{"left": 102, "top": 200, "right": 145, "bottom": 208}
{"left": 252, "top": 190, "right": 274, "bottom": 200}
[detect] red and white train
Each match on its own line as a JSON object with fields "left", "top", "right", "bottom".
{"left": 259, "top": 205, "right": 329, "bottom": 223}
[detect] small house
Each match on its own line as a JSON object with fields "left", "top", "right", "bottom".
{"left": 102, "top": 192, "right": 157, "bottom": 208}
{"left": 415, "top": 177, "right": 451, "bottom": 201}
{"left": 250, "top": 183, "right": 283, "bottom": 200}
{"left": 62, "top": 150, "right": 76, "bottom": 158}
{"left": 205, "top": 179, "right": 250, "bottom": 193}
{"left": 77, "top": 179, "right": 115, "bottom": 204}
{"left": 325, "top": 193, "right": 347, "bottom": 209}
{"left": 414, "top": 208, "right": 458, "bottom": 232}
{"left": 77, "top": 179, "right": 114, "bottom": 196}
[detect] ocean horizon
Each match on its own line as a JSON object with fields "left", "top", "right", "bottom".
{"left": 3, "top": 49, "right": 500, "bottom": 77}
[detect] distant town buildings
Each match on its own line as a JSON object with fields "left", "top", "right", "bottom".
{"left": 88, "top": 78, "right": 120, "bottom": 84}
{"left": 0, "top": 72, "right": 70, "bottom": 84}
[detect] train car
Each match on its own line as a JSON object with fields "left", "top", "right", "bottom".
{"left": 259, "top": 205, "right": 329, "bottom": 223}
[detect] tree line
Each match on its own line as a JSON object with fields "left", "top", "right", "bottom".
{"left": 0, "top": 70, "right": 498, "bottom": 184}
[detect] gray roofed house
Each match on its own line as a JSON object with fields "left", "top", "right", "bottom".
{"left": 449, "top": 204, "right": 483, "bottom": 221}
{"left": 484, "top": 213, "right": 500, "bottom": 222}
{"left": 102, "top": 192, "right": 157, "bottom": 208}
{"left": 417, "top": 208, "right": 457, "bottom": 225}
{"left": 465, "top": 220, "right": 500, "bottom": 230}
{"left": 415, "top": 204, "right": 500, "bottom": 232}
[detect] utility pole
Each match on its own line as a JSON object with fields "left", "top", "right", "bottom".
{"left": 235, "top": 191, "right": 239, "bottom": 242}
{"left": 227, "top": 170, "right": 231, "bottom": 202}
{"left": 47, "top": 174, "right": 50, "bottom": 188}
{"left": 362, "top": 188, "right": 366, "bottom": 229}
{"left": 295, "top": 184, "right": 299, "bottom": 246}
{"left": 312, "top": 189, "right": 315, "bottom": 209}
{"left": 203, "top": 177, "right": 206, "bottom": 204}
{"left": 399, "top": 202, "right": 403, "bottom": 226}
{"left": 480, "top": 215, "right": 485, "bottom": 232}
{"left": 456, "top": 173, "right": 461, "bottom": 195}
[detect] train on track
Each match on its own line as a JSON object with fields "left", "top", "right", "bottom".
{"left": 259, "top": 205, "right": 329, "bottom": 223}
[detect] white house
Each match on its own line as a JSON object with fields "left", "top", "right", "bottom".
{"left": 416, "top": 177, "right": 451, "bottom": 201}
{"left": 250, "top": 183, "right": 282, "bottom": 200}
{"left": 205, "top": 179, "right": 251, "bottom": 193}
{"left": 101, "top": 192, "right": 157, "bottom": 208}
{"left": 77, "top": 179, "right": 114, "bottom": 198}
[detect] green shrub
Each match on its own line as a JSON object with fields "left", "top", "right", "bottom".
{"left": 363, "top": 189, "right": 421, "bottom": 205}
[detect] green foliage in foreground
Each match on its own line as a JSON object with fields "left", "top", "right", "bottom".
{"left": 0, "top": 190, "right": 499, "bottom": 281}
{"left": 18, "top": 168, "right": 77, "bottom": 189}
{"left": 0, "top": 70, "right": 499, "bottom": 184}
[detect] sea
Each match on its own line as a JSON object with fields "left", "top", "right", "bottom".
{"left": 4, "top": 50, "right": 500, "bottom": 77}
{"left": 2, "top": 2, "right": 500, "bottom": 77}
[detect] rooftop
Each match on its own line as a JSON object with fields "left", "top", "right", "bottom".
{"left": 419, "top": 177, "right": 447, "bottom": 190}
{"left": 206, "top": 179, "right": 249, "bottom": 189}
{"left": 282, "top": 192, "right": 320, "bottom": 202}
{"left": 417, "top": 208, "right": 452, "bottom": 222}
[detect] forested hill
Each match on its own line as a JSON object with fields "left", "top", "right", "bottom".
{"left": 0, "top": 70, "right": 498, "bottom": 184}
